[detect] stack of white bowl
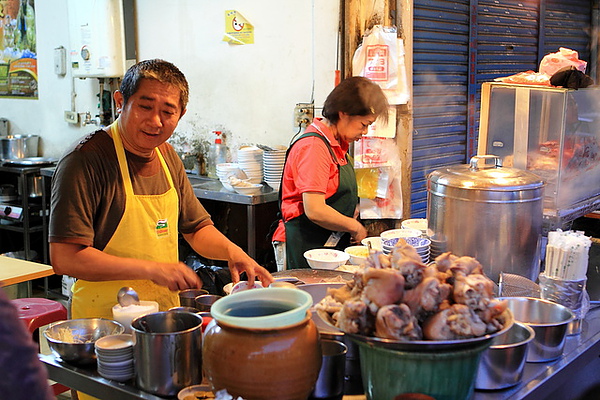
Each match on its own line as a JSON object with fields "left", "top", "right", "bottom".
{"left": 404, "top": 237, "right": 432, "bottom": 263}
{"left": 263, "top": 149, "right": 286, "bottom": 190}
{"left": 237, "top": 146, "right": 264, "bottom": 184}
{"left": 216, "top": 163, "right": 247, "bottom": 191}
{"left": 380, "top": 228, "right": 423, "bottom": 255}
{"left": 95, "top": 334, "right": 134, "bottom": 382}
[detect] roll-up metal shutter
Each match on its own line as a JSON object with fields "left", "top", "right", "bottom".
{"left": 410, "top": 0, "right": 592, "bottom": 218}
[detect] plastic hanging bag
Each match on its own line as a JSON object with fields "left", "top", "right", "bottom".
{"left": 352, "top": 25, "right": 409, "bottom": 105}
{"left": 539, "top": 272, "right": 590, "bottom": 332}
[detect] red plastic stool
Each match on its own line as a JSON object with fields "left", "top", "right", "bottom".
{"left": 12, "top": 297, "right": 70, "bottom": 395}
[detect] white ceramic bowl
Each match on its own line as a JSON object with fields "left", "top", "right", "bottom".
{"left": 361, "top": 236, "right": 382, "bottom": 251}
{"left": 233, "top": 183, "right": 263, "bottom": 196}
{"left": 303, "top": 248, "right": 349, "bottom": 270}
{"left": 344, "top": 245, "right": 369, "bottom": 265}
{"left": 380, "top": 228, "right": 422, "bottom": 240}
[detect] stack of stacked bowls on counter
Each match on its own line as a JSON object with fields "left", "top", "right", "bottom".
{"left": 94, "top": 334, "right": 135, "bottom": 382}
{"left": 429, "top": 234, "right": 448, "bottom": 260}
{"left": 404, "top": 236, "right": 432, "bottom": 263}
{"left": 262, "top": 147, "right": 287, "bottom": 190}
{"left": 237, "top": 146, "right": 264, "bottom": 184}
{"left": 380, "top": 228, "right": 423, "bottom": 255}
{"left": 216, "top": 163, "right": 247, "bottom": 191}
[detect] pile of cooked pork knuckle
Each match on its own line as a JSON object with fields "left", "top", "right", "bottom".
{"left": 316, "top": 239, "right": 509, "bottom": 341}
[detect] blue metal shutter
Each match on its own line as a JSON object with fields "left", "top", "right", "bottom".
{"left": 411, "top": 0, "right": 592, "bottom": 218}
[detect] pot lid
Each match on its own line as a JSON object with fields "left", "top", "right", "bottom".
{"left": 428, "top": 155, "right": 545, "bottom": 192}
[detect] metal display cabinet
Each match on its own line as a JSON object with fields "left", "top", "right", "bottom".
{"left": 0, "top": 164, "right": 50, "bottom": 263}
{"left": 478, "top": 82, "right": 600, "bottom": 231}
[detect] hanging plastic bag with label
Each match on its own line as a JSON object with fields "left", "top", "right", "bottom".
{"left": 352, "top": 25, "right": 409, "bottom": 105}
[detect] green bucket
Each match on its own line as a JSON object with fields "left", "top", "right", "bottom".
{"left": 356, "top": 339, "right": 491, "bottom": 400}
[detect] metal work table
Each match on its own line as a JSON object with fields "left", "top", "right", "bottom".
{"left": 187, "top": 174, "right": 278, "bottom": 259}
{"left": 40, "top": 306, "right": 600, "bottom": 400}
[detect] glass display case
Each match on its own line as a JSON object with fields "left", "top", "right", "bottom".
{"left": 478, "top": 82, "right": 600, "bottom": 229}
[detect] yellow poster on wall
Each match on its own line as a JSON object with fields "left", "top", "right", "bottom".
{"left": 0, "top": 0, "right": 38, "bottom": 98}
{"left": 223, "top": 10, "right": 254, "bottom": 45}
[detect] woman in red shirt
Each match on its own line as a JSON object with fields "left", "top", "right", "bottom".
{"left": 273, "top": 77, "right": 389, "bottom": 269}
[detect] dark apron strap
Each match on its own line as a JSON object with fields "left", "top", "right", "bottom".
{"left": 284, "top": 132, "right": 358, "bottom": 269}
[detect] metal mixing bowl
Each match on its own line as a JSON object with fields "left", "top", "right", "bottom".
{"left": 500, "top": 296, "right": 575, "bottom": 362}
{"left": 43, "top": 318, "right": 125, "bottom": 365}
{"left": 475, "top": 322, "right": 535, "bottom": 390}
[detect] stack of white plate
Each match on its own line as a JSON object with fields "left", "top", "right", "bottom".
{"left": 401, "top": 218, "right": 428, "bottom": 236}
{"left": 216, "top": 163, "right": 247, "bottom": 191}
{"left": 263, "top": 149, "right": 286, "bottom": 190}
{"left": 94, "top": 334, "right": 134, "bottom": 382}
{"left": 237, "top": 146, "right": 263, "bottom": 184}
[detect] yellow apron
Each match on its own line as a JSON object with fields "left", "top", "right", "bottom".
{"left": 71, "top": 122, "right": 181, "bottom": 320}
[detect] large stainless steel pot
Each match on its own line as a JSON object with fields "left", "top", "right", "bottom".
{"left": 427, "top": 155, "right": 545, "bottom": 283}
{"left": 0, "top": 135, "right": 39, "bottom": 159}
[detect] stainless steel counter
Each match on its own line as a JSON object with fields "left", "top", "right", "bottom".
{"left": 40, "top": 306, "right": 600, "bottom": 400}
{"left": 187, "top": 175, "right": 278, "bottom": 259}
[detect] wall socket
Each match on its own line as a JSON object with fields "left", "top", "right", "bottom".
{"left": 64, "top": 111, "right": 78, "bottom": 124}
{"left": 294, "top": 102, "right": 314, "bottom": 128}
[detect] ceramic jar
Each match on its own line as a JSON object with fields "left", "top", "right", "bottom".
{"left": 203, "top": 288, "right": 322, "bottom": 400}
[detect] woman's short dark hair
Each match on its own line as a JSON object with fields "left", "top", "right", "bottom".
{"left": 119, "top": 59, "right": 189, "bottom": 111}
{"left": 322, "top": 76, "right": 389, "bottom": 124}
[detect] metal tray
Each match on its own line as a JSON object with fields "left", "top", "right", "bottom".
{"left": 316, "top": 308, "right": 514, "bottom": 352}
{"left": 2, "top": 157, "right": 58, "bottom": 166}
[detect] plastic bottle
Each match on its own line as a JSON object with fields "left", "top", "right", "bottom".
{"left": 207, "top": 131, "right": 229, "bottom": 178}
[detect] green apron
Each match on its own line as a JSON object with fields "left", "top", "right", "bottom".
{"left": 284, "top": 132, "right": 358, "bottom": 269}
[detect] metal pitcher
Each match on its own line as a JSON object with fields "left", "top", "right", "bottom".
{"left": 131, "top": 311, "right": 203, "bottom": 397}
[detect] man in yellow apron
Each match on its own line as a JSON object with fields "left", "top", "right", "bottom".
{"left": 51, "top": 58, "right": 272, "bottom": 315}
{"left": 49, "top": 59, "right": 273, "bottom": 399}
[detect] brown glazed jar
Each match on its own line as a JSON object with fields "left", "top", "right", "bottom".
{"left": 202, "top": 288, "right": 322, "bottom": 400}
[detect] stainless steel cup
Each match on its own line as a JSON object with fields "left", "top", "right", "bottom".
{"left": 309, "top": 339, "right": 347, "bottom": 400}
{"left": 179, "top": 289, "right": 209, "bottom": 307}
{"left": 131, "top": 311, "right": 203, "bottom": 396}
{"left": 194, "top": 294, "right": 222, "bottom": 312}
{"left": 475, "top": 322, "right": 535, "bottom": 390}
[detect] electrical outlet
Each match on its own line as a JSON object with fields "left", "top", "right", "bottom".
{"left": 294, "top": 102, "right": 314, "bottom": 128}
{"left": 64, "top": 111, "right": 78, "bottom": 124}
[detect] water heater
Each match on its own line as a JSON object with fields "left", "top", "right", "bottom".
{"left": 67, "top": 0, "right": 126, "bottom": 78}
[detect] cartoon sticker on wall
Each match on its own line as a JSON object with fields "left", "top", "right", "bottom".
{"left": 223, "top": 10, "right": 254, "bottom": 45}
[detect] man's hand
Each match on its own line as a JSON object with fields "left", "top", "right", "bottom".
{"left": 148, "top": 261, "right": 202, "bottom": 291}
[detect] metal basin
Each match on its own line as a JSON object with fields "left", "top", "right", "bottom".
{"left": 476, "top": 322, "right": 535, "bottom": 390}
{"left": 501, "top": 297, "right": 575, "bottom": 362}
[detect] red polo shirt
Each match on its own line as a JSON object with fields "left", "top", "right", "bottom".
{"left": 272, "top": 118, "right": 349, "bottom": 242}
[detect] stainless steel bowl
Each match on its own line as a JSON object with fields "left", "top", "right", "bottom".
{"left": 475, "top": 322, "right": 535, "bottom": 390}
{"left": 501, "top": 297, "right": 575, "bottom": 362}
{"left": 43, "top": 318, "right": 125, "bottom": 365}
{"left": 179, "top": 289, "right": 209, "bottom": 308}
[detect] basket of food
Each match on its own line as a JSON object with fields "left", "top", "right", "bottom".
{"left": 315, "top": 239, "right": 513, "bottom": 400}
